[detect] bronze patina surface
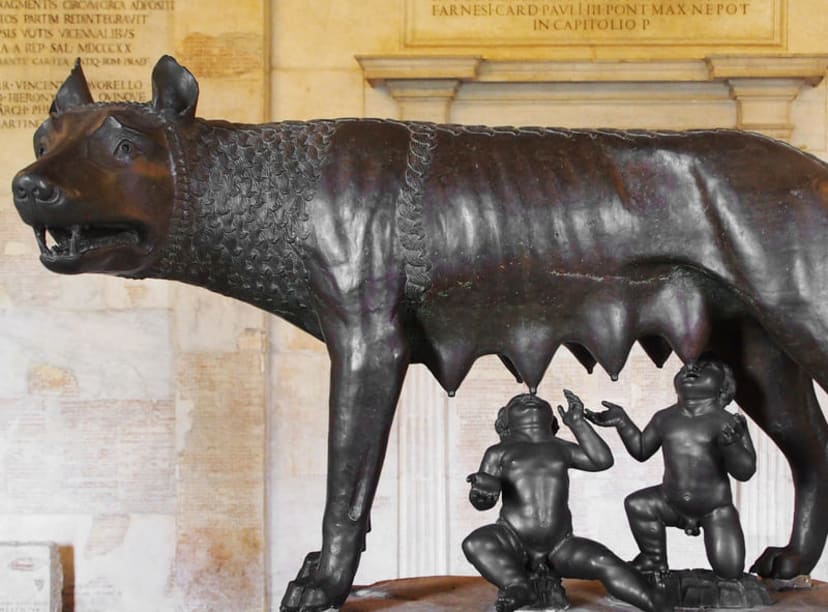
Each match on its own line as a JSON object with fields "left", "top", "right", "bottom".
{"left": 11, "top": 56, "right": 828, "bottom": 611}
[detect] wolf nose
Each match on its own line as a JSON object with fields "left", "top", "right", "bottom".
{"left": 12, "top": 172, "right": 62, "bottom": 223}
{"left": 13, "top": 172, "right": 59, "bottom": 205}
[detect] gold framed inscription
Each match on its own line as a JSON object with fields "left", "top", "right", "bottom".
{"left": 404, "top": 0, "right": 787, "bottom": 47}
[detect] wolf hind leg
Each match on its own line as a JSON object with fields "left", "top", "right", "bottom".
{"left": 711, "top": 320, "right": 828, "bottom": 578}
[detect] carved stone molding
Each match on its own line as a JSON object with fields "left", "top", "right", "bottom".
{"left": 357, "top": 54, "right": 828, "bottom": 140}
{"left": 386, "top": 79, "right": 461, "bottom": 122}
{"left": 357, "top": 57, "right": 477, "bottom": 121}
{"left": 358, "top": 56, "right": 480, "bottom": 87}
{"left": 707, "top": 55, "right": 828, "bottom": 86}
{"left": 708, "top": 56, "right": 828, "bottom": 139}
{"left": 726, "top": 78, "right": 804, "bottom": 140}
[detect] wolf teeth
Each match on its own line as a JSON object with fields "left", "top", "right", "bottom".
{"left": 70, "top": 225, "right": 80, "bottom": 256}
{"left": 35, "top": 225, "right": 140, "bottom": 258}
{"left": 33, "top": 226, "right": 47, "bottom": 255}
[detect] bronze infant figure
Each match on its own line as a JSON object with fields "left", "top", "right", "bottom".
{"left": 590, "top": 357, "right": 756, "bottom": 579}
{"left": 11, "top": 56, "right": 828, "bottom": 611}
{"left": 464, "top": 391, "right": 670, "bottom": 612}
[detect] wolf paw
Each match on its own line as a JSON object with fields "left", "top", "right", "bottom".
{"left": 280, "top": 551, "right": 350, "bottom": 612}
{"left": 750, "top": 546, "right": 803, "bottom": 579}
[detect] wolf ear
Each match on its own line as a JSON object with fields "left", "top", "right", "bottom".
{"left": 50, "top": 58, "right": 94, "bottom": 114}
{"left": 151, "top": 55, "right": 199, "bottom": 122}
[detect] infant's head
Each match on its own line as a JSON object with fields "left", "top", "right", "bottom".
{"left": 496, "top": 393, "right": 559, "bottom": 439}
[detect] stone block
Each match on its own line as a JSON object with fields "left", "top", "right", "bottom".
{"left": 0, "top": 310, "right": 172, "bottom": 401}
{"left": 0, "top": 399, "right": 175, "bottom": 515}
{"left": 271, "top": 69, "right": 366, "bottom": 120}
{"left": 172, "top": 285, "right": 265, "bottom": 354}
{"left": 0, "top": 542, "right": 62, "bottom": 612}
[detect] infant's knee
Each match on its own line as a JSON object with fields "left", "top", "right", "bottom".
{"left": 625, "top": 490, "right": 655, "bottom": 518}
{"left": 462, "top": 532, "right": 486, "bottom": 560}
{"left": 462, "top": 526, "right": 503, "bottom": 560}
{"left": 705, "top": 506, "right": 745, "bottom": 579}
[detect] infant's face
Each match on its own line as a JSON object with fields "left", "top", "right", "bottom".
{"left": 674, "top": 360, "right": 725, "bottom": 402}
{"left": 509, "top": 400, "right": 554, "bottom": 431}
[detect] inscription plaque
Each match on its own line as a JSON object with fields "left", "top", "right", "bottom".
{"left": 405, "top": 0, "right": 786, "bottom": 47}
{"left": 0, "top": 1, "right": 175, "bottom": 130}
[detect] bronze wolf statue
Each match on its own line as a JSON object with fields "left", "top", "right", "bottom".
{"left": 12, "top": 56, "right": 828, "bottom": 611}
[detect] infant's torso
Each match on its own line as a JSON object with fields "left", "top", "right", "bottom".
{"left": 660, "top": 410, "right": 734, "bottom": 515}
{"left": 499, "top": 440, "right": 573, "bottom": 550}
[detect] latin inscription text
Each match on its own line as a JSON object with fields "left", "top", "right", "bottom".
{"left": 0, "top": 1, "right": 174, "bottom": 128}
{"left": 407, "top": 1, "right": 784, "bottom": 46}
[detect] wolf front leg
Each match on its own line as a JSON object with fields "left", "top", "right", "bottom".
{"left": 281, "top": 314, "right": 410, "bottom": 611}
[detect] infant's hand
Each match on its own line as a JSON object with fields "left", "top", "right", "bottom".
{"left": 469, "top": 488, "right": 498, "bottom": 509}
{"left": 585, "top": 401, "right": 628, "bottom": 428}
{"left": 467, "top": 472, "right": 500, "bottom": 509}
{"left": 557, "top": 389, "right": 585, "bottom": 427}
{"left": 719, "top": 413, "right": 748, "bottom": 446}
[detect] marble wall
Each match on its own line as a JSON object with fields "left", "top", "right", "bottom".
{"left": 1, "top": 2, "right": 270, "bottom": 610}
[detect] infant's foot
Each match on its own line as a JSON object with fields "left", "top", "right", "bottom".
{"left": 496, "top": 583, "right": 537, "bottom": 612}
{"left": 632, "top": 553, "right": 668, "bottom": 575}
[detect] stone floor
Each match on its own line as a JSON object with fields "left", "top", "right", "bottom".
{"left": 342, "top": 576, "right": 827, "bottom": 611}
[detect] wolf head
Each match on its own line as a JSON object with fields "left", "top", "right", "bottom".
{"left": 12, "top": 56, "right": 198, "bottom": 276}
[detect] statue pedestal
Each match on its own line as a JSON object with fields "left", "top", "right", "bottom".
{"left": 343, "top": 576, "right": 827, "bottom": 611}
{"left": 0, "top": 542, "right": 63, "bottom": 612}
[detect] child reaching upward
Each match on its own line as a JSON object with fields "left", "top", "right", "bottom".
{"left": 464, "top": 391, "right": 670, "bottom": 612}
{"left": 587, "top": 357, "right": 756, "bottom": 579}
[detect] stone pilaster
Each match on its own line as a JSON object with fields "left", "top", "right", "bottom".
{"left": 358, "top": 56, "right": 480, "bottom": 122}
{"left": 397, "top": 366, "right": 451, "bottom": 577}
{"left": 709, "top": 55, "right": 828, "bottom": 140}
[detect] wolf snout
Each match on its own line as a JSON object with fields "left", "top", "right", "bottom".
{"left": 13, "top": 172, "right": 60, "bottom": 204}
{"left": 12, "top": 172, "right": 63, "bottom": 221}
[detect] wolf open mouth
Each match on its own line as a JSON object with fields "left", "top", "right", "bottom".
{"left": 34, "top": 224, "right": 143, "bottom": 260}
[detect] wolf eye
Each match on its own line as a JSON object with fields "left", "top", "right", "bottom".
{"left": 35, "top": 140, "right": 47, "bottom": 158}
{"left": 114, "top": 139, "right": 137, "bottom": 161}
{"left": 33, "top": 120, "right": 50, "bottom": 157}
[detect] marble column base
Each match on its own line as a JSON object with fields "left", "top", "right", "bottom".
{"left": 343, "top": 576, "right": 827, "bottom": 611}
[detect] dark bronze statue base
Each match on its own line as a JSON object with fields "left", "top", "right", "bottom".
{"left": 342, "top": 576, "right": 827, "bottom": 611}
{"left": 651, "top": 570, "right": 772, "bottom": 609}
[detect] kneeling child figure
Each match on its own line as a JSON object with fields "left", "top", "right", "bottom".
{"left": 587, "top": 357, "right": 756, "bottom": 579}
